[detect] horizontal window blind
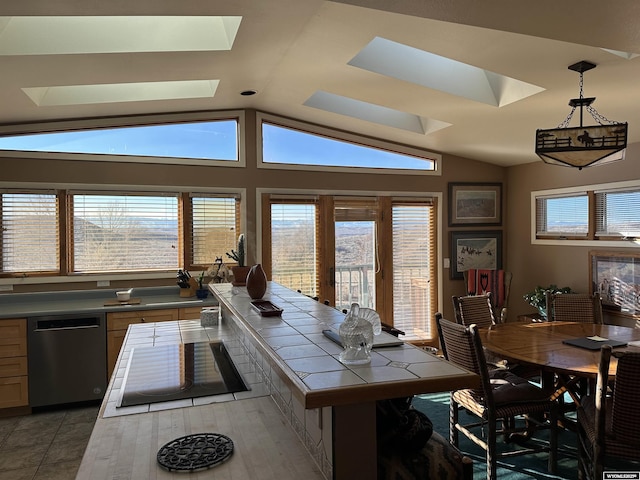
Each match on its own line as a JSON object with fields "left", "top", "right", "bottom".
{"left": 392, "top": 201, "right": 437, "bottom": 341}
{"left": 270, "top": 201, "right": 318, "bottom": 296}
{"left": 1, "top": 192, "right": 59, "bottom": 273}
{"left": 72, "top": 193, "right": 179, "bottom": 272}
{"left": 191, "top": 195, "right": 240, "bottom": 265}
{"left": 536, "top": 194, "right": 588, "bottom": 236}
{"left": 334, "top": 198, "right": 378, "bottom": 222}
{"left": 596, "top": 187, "right": 640, "bottom": 237}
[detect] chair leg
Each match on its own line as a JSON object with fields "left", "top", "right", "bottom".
{"left": 548, "top": 403, "right": 558, "bottom": 474}
{"left": 450, "top": 396, "right": 459, "bottom": 447}
{"left": 487, "top": 414, "right": 498, "bottom": 480}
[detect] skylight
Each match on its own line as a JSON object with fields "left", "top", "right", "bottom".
{"left": 304, "top": 91, "right": 451, "bottom": 135}
{"left": 0, "top": 16, "right": 242, "bottom": 55}
{"left": 348, "top": 37, "right": 544, "bottom": 108}
{"left": 22, "top": 80, "right": 220, "bottom": 106}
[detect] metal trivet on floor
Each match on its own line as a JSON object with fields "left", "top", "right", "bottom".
{"left": 157, "top": 433, "right": 234, "bottom": 472}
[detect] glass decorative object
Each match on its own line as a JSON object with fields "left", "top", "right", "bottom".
{"left": 338, "top": 303, "right": 381, "bottom": 365}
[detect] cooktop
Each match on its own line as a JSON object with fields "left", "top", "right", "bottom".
{"left": 117, "top": 341, "right": 248, "bottom": 408}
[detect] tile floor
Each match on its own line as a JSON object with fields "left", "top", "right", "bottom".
{"left": 0, "top": 403, "right": 100, "bottom": 480}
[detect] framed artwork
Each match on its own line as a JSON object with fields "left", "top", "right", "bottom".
{"left": 448, "top": 182, "right": 502, "bottom": 226}
{"left": 589, "top": 250, "right": 640, "bottom": 316}
{"left": 450, "top": 230, "right": 503, "bottom": 279}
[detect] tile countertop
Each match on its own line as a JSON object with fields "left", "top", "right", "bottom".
{"left": 100, "top": 318, "right": 271, "bottom": 419}
{"left": 211, "top": 282, "right": 480, "bottom": 409}
{"left": 0, "top": 286, "right": 217, "bottom": 318}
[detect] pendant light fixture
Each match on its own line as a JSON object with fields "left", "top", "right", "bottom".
{"left": 535, "top": 61, "right": 627, "bottom": 169}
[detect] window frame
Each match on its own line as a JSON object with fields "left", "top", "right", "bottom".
{"left": 531, "top": 179, "right": 640, "bottom": 248}
{"left": 256, "top": 111, "right": 441, "bottom": 176}
{"left": 0, "top": 110, "right": 246, "bottom": 168}
{"left": 258, "top": 188, "right": 442, "bottom": 346}
{"left": 0, "top": 185, "right": 244, "bottom": 283}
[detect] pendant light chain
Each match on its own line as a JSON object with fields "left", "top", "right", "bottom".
{"left": 558, "top": 68, "right": 619, "bottom": 127}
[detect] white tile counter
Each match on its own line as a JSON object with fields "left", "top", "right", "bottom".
{"left": 211, "top": 282, "right": 479, "bottom": 479}
{"left": 78, "top": 282, "right": 478, "bottom": 480}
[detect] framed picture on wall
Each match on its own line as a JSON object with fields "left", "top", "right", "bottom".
{"left": 451, "top": 230, "right": 503, "bottom": 279}
{"left": 589, "top": 250, "right": 640, "bottom": 316}
{"left": 448, "top": 182, "right": 502, "bottom": 226}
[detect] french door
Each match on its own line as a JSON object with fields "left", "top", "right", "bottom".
{"left": 262, "top": 193, "right": 438, "bottom": 344}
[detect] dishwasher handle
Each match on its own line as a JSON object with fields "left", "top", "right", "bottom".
{"left": 34, "top": 317, "right": 102, "bottom": 331}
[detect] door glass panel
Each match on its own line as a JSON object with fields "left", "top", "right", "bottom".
{"left": 392, "top": 204, "right": 433, "bottom": 340}
{"left": 270, "top": 203, "right": 317, "bottom": 295}
{"left": 334, "top": 220, "right": 376, "bottom": 311}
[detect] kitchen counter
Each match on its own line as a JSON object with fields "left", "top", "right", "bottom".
{"left": 78, "top": 318, "right": 322, "bottom": 480}
{"left": 0, "top": 286, "right": 217, "bottom": 319}
{"left": 77, "top": 283, "right": 478, "bottom": 480}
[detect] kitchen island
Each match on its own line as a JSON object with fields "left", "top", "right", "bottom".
{"left": 77, "top": 282, "right": 478, "bottom": 479}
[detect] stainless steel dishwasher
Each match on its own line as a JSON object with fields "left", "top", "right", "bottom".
{"left": 28, "top": 313, "right": 107, "bottom": 407}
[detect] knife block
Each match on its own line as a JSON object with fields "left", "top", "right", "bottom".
{"left": 179, "top": 278, "right": 198, "bottom": 297}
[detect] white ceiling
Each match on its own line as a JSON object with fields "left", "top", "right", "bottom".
{"left": 1, "top": 0, "right": 640, "bottom": 167}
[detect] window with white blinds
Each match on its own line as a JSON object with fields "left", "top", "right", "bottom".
{"left": 191, "top": 195, "right": 240, "bottom": 265}
{"left": 392, "top": 201, "right": 437, "bottom": 340}
{"left": 270, "top": 201, "right": 318, "bottom": 295}
{"left": 535, "top": 193, "right": 589, "bottom": 237}
{"left": 1, "top": 192, "right": 59, "bottom": 273}
{"left": 596, "top": 187, "right": 640, "bottom": 237}
{"left": 72, "top": 193, "right": 179, "bottom": 272}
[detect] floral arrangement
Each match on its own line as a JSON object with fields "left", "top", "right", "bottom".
{"left": 523, "top": 284, "right": 572, "bottom": 318}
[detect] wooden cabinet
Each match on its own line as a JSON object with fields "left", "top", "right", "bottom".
{"left": 0, "top": 318, "right": 29, "bottom": 409}
{"left": 178, "top": 306, "right": 205, "bottom": 320}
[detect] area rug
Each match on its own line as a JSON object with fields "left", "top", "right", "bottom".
{"left": 412, "top": 392, "right": 578, "bottom": 480}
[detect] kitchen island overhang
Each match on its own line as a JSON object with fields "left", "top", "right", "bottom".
{"left": 78, "top": 282, "right": 479, "bottom": 480}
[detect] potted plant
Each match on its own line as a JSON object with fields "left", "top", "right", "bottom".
{"left": 226, "top": 233, "right": 250, "bottom": 286}
{"left": 196, "top": 271, "right": 209, "bottom": 299}
{"left": 523, "top": 284, "right": 572, "bottom": 319}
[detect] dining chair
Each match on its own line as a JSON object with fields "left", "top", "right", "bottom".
{"left": 545, "top": 291, "right": 603, "bottom": 323}
{"left": 436, "top": 313, "right": 558, "bottom": 480}
{"left": 463, "top": 269, "right": 512, "bottom": 322}
{"left": 452, "top": 293, "right": 497, "bottom": 328}
{"left": 452, "top": 294, "right": 540, "bottom": 379}
{"left": 577, "top": 345, "right": 640, "bottom": 480}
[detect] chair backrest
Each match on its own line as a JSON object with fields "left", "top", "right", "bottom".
{"left": 611, "top": 348, "right": 640, "bottom": 443}
{"left": 593, "top": 345, "right": 640, "bottom": 446}
{"left": 436, "top": 313, "right": 491, "bottom": 401}
{"left": 463, "top": 269, "right": 512, "bottom": 322}
{"left": 452, "top": 293, "right": 496, "bottom": 328}
{"left": 545, "top": 292, "right": 603, "bottom": 323}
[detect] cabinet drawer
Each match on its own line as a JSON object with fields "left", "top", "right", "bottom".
{"left": 0, "top": 376, "right": 28, "bottom": 408}
{"left": 0, "top": 356, "right": 28, "bottom": 377}
{"left": 0, "top": 337, "right": 27, "bottom": 359}
{"left": 178, "top": 306, "right": 205, "bottom": 319}
{"left": 107, "top": 308, "right": 179, "bottom": 331}
{"left": 0, "top": 318, "right": 26, "bottom": 340}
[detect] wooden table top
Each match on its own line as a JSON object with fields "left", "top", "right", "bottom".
{"left": 479, "top": 321, "right": 640, "bottom": 378}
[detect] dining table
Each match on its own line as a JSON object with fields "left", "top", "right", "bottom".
{"left": 480, "top": 321, "right": 640, "bottom": 378}
{"left": 479, "top": 321, "right": 640, "bottom": 403}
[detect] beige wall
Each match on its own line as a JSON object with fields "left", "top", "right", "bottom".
{"left": 0, "top": 110, "right": 506, "bottom": 321}
{"left": 505, "top": 142, "right": 640, "bottom": 324}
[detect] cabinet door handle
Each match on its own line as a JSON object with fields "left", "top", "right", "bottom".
{"left": 329, "top": 267, "right": 335, "bottom": 287}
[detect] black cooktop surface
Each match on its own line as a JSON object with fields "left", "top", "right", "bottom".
{"left": 118, "top": 341, "right": 247, "bottom": 408}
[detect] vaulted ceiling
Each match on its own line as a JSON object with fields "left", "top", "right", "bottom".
{"left": 2, "top": 0, "right": 640, "bottom": 167}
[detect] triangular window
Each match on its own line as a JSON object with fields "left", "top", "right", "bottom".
{"left": 0, "top": 119, "right": 238, "bottom": 161}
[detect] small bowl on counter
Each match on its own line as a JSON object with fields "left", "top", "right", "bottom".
{"left": 116, "top": 289, "right": 132, "bottom": 302}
